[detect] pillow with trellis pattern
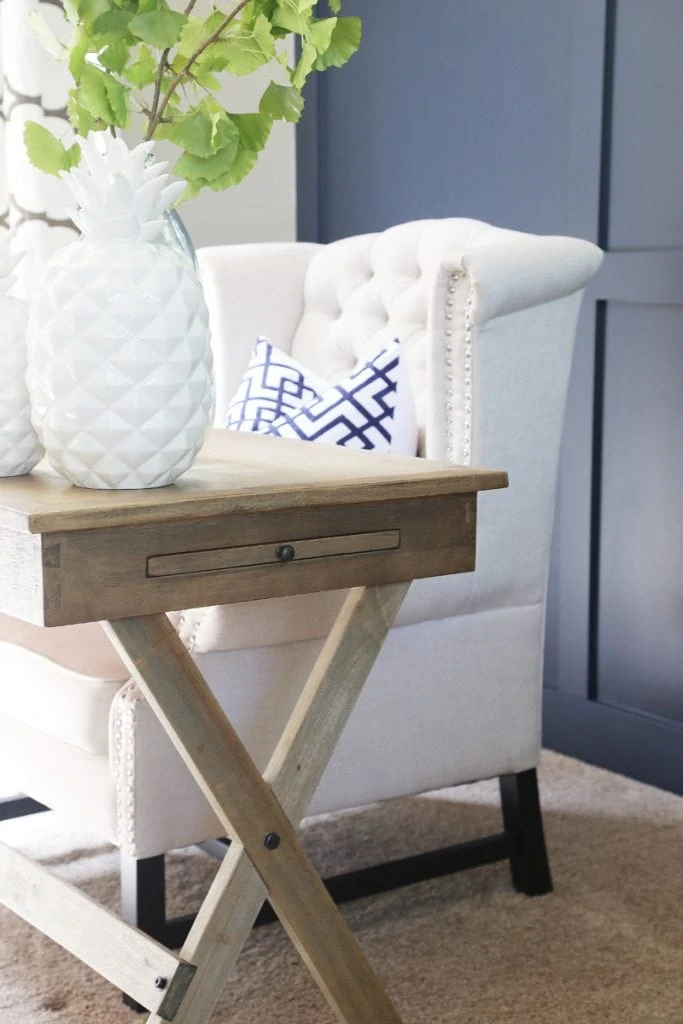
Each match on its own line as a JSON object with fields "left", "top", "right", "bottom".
{"left": 225, "top": 337, "right": 417, "bottom": 455}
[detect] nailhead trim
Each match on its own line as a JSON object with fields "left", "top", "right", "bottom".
{"left": 175, "top": 609, "right": 206, "bottom": 654}
{"left": 112, "top": 681, "right": 144, "bottom": 857}
{"left": 444, "top": 269, "right": 473, "bottom": 464}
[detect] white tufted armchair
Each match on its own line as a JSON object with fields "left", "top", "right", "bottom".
{"left": 0, "top": 219, "right": 602, "bottom": 946}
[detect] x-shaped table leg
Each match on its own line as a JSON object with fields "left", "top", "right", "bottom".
{"left": 104, "top": 582, "right": 409, "bottom": 1024}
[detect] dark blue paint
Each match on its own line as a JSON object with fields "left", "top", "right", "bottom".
{"left": 308, "top": 0, "right": 573, "bottom": 242}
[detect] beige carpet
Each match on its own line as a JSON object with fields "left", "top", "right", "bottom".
{"left": 0, "top": 750, "right": 682, "bottom": 1023}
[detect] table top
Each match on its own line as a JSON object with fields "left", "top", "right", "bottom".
{"left": 0, "top": 429, "right": 507, "bottom": 535}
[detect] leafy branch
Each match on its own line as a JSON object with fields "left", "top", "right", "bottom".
{"left": 146, "top": 0, "right": 252, "bottom": 138}
{"left": 24, "top": 0, "right": 361, "bottom": 202}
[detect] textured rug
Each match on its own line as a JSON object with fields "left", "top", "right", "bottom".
{"left": 0, "top": 750, "right": 682, "bottom": 1023}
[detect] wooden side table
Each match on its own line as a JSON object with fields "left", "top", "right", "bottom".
{"left": 0, "top": 430, "right": 506, "bottom": 1024}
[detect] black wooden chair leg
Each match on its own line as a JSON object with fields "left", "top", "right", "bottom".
{"left": 117, "top": 773, "right": 551, "bottom": 1013}
{"left": 120, "top": 853, "right": 168, "bottom": 1013}
{"left": 499, "top": 767, "right": 553, "bottom": 896}
{"left": 0, "top": 795, "right": 49, "bottom": 821}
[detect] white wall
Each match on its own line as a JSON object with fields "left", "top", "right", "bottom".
{"left": 181, "top": 121, "right": 296, "bottom": 248}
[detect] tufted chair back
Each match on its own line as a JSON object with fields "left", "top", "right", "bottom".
{"left": 289, "top": 218, "right": 509, "bottom": 456}
{"left": 198, "top": 218, "right": 602, "bottom": 618}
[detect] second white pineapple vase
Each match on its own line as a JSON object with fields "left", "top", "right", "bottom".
{"left": 28, "top": 135, "right": 214, "bottom": 490}
{"left": 0, "top": 239, "right": 43, "bottom": 477}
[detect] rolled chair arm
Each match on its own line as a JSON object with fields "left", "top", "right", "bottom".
{"left": 455, "top": 232, "right": 603, "bottom": 325}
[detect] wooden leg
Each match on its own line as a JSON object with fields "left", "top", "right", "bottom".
{"left": 121, "top": 853, "right": 167, "bottom": 941}
{"left": 0, "top": 839, "right": 196, "bottom": 1018}
{"left": 119, "top": 853, "right": 169, "bottom": 1013}
{"left": 104, "top": 583, "right": 409, "bottom": 1024}
{"left": 499, "top": 768, "right": 553, "bottom": 896}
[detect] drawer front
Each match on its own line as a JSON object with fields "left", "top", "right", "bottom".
{"left": 40, "top": 494, "right": 477, "bottom": 625}
{"left": 147, "top": 530, "right": 401, "bottom": 578}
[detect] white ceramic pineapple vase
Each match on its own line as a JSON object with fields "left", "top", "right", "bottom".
{"left": 28, "top": 135, "right": 214, "bottom": 489}
{"left": 0, "top": 235, "right": 43, "bottom": 477}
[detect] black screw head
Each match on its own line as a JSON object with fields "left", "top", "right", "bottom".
{"left": 275, "top": 544, "right": 296, "bottom": 563}
{"left": 264, "top": 832, "right": 281, "bottom": 850}
{"left": 154, "top": 977, "right": 167, "bottom": 990}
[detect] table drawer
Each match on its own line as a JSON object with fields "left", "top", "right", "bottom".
{"left": 147, "top": 530, "right": 401, "bottom": 578}
{"left": 36, "top": 493, "right": 477, "bottom": 625}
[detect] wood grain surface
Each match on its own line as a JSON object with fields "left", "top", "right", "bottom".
{"left": 143, "top": 584, "right": 409, "bottom": 1024}
{"left": 0, "top": 429, "right": 507, "bottom": 534}
{"left": 0, "top": 840, "right": 195, "bottom": 1017}
{"left": 106, "top": 612, "right": 406, "bottom": 1024}
{"left": 40, "top": 493, "right": 476, "bottom": 625}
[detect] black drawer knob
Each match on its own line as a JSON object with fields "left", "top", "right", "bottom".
{"left": 275, "top": 544, "right": 296, "bottom": 563}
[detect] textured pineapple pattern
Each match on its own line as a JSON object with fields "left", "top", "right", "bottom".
{"left": 30, "top": 244, "right": 213, "bottom": 489}
{"left": 0, "top": 239, "right": 43, "bottom": 477}
{"left": 28, "top": 135, "right": 214, "bottom": 489}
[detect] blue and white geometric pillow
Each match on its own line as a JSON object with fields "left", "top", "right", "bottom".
{"left": 224, "top": 337, "right": 326, "bottom": 435}
{"left": 225, "top": 337, "right": 417, "bottom": 455}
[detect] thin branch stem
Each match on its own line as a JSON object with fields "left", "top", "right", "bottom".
{"left": 144, "top": 0, "right": 251, "bottom": 140}
{"left": 148, "top": 46, "right": 172, "bottom": 129}
{"left": 146, "top": 0, "right": 202, "bottom": 131}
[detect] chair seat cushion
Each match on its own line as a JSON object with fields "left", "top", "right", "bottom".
{"left": 0, "top": 614, "right": 127, "bottom": 756}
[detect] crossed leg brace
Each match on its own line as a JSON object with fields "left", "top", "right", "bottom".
{"left": 104, "top": 582, "right": 409, "bottom": 1024}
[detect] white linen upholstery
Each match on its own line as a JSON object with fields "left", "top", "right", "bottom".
{"left": 197, "top": 242, "right": 320, "bottom": 425}
{"left": 0, "top": 219, "right": 603, "bottom": 859}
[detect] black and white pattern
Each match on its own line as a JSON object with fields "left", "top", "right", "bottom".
{"left": 0, "top": 0, "right": 77, "bottom": 295}
{"left": 225, "top": 337, "right": 401, "bottom": 452}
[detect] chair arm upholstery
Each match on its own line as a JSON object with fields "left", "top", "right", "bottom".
{"left": 455, "top": 232, "right": 603, "bottom": 324}
{"left": 197, "top": 242, "right": 320, "bottom": 423}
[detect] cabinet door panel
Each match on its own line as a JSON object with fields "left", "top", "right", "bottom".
{"left": 597, "top": 303, "right": 683, "bottom": 724}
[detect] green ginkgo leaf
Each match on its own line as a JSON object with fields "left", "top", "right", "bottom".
{"left": 92, "top": 9, "right": 133, "bottom": 41}
{"left": 99, "top": 39, "right": 131, "bottom": 73}
{"left": 175, "top": 122, "right": 241, "bottom": 184}
{"left": 23, "top": 122, "right": 80, "bottom": 177}
{"left": 177, "top": 11, "right": 226, "bottom": 58}
{"left": 123, "top": 45, "right": 156, "bottom": 87}
{"left": 259, "top": 82, "right": 304, "bottom": 123}
{"left": 314, "top": 16, "right": 361, "bottom": 70}
{"left": 74, "top": 0, "right": 111, "bottom": 26}
{"left": 79, "top": 63, "right": 129, "bottom": 128}
{"left": 128, "top": 7, "right": 187, "bottom": 49}
{"left": 307, "top": 17, "right": 336, "bottom": 57}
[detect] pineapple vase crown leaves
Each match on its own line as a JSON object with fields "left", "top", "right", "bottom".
{"left": 62, "top": 134, "right": 184, "bottom": 243}
{"left": 24, "top": 0, "right": 361, "bottom": 202}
